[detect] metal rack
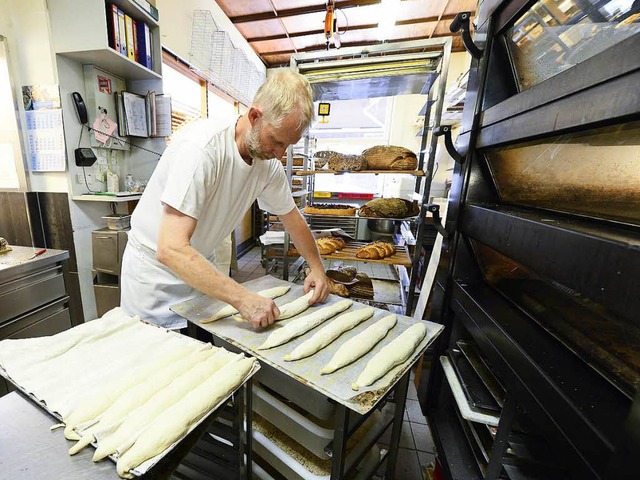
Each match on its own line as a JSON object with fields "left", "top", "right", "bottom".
{"left": 261, "top": 38, "right": 452, "bottom": 312}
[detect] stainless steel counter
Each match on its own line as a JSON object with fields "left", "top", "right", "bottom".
{"left": 0, "top": 391, "right": 121, "bottom": 479}
{"left": 0, "top": 245, "right": 69, "bottom": 283}
{"left": 0, "top": 245, "right": 71, "bottom": 397}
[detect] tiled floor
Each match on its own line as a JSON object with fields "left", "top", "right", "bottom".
{"left": 232, "top": 246, "right": 437, "bottom": 480}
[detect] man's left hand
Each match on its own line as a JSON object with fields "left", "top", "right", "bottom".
{"left": 304, "top": 267, "right": 330, "bottom": 304}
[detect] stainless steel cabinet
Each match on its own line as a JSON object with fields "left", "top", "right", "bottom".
{"left": 91, "top": 228, "right": 128, "bottom": 317}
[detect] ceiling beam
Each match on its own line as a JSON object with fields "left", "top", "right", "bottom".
{"left": 246, "top": 14, "right": 461, "bottom": 43}
{"left": 229, "top": 0, "right": 381, "bottom": 24}
{"left": 259, "top": 32, "right": 460, "bottom": 58}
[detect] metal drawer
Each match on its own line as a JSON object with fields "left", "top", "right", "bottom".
{"left": 0, "top": 297, "right": 69, "bottom": 339}
{"left": 0, "top": 265, "right": 66, "bottom": 323}
{"left": 94, "top": 283, "right": 120, "bottom": 317}
{"left": 6, "top": 307, "right": 71, "bottom": 340}
{"left": 92, "top": 229, "right": 127, "bottom": 274}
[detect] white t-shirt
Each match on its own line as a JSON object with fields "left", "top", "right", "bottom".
{"left": 120, "top": 118, "right": 295, "bottom": 328}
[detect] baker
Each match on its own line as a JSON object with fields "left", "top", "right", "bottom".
{"left": 120, "top": 69, "right": 330, "bottom": 330}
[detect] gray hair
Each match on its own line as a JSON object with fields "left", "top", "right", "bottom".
{"left": 252, "top": 68, "right": 314, "bottom": 131}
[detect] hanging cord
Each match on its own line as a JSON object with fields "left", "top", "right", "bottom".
{"left": 84, "top": 124, "right": 163, "bottom": 157}
{"left": 77, "top": 125, "right": 97, "bottom": 193}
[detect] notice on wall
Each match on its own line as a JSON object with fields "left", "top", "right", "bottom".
{"left": 22, "top": 84, "right": 67, "bottom": 172}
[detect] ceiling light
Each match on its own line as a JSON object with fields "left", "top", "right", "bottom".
{"left": 378, "top": 0, "right": 400, "bottom": 41}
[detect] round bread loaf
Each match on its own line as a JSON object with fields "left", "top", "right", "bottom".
{"left": 362, "top": 145, "right": 417, "bottom": 170}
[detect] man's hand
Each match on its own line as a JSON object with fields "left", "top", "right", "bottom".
{"left": 304, "top": 267, "right": 330, "bottom": 304}
{"left": 237, "top": 291, "right": 281, "bottom": 329}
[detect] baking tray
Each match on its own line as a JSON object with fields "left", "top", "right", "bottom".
{"left": 0, "top": 322, "right": 259, "bottom": 478}
{"left": 171, "top": 275, "right": 444, "bottom": 415}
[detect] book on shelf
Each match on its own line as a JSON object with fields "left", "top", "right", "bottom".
{"left": 132, "top": 0, "right": 159, "bottom": 21}
{"left": 114, "top": 91, "right": 172, "bottom": 138}
{"left": 106, "top": 3, "right": 154, "bottom": 71}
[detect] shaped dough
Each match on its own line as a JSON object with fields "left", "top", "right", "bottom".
{"left": 69, "top": 348, "right": 218, "bottom": 455}
{"left": 321, "top": 314, "right": 397, "bottom": 375}
{"left": 116, "top": 357, "right": 255, "bottom": 478}
{"left": 352, "top": 322, "right": 427, "bottom": 391}
{"left": 201, "top": 286, "right": 291, "bottom": 323}
{"left": 275, "top": 289, "right": 315, "bottom": 320}
{"left": 283, "top": 307, "right": 374, "bottom": 361}
{"left": 258, "top": 299, "right": 352, "bottom": 350}
{"left": 93, "top": 348, "right": 240, "bottom": 462}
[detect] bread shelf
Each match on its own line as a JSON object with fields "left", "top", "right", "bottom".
{"left": 284, "top": 241, "right": 412, "bottom": 267}
{"left": 296, "top": 169, "right": 425, "bottom": 176}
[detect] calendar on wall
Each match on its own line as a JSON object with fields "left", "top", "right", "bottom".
{"left": 22, "top": 84, "right": 67, "bottom": 172}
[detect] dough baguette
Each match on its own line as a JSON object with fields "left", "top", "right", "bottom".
{"left": 201, "top": 286, "right": 291, "bottom": 323}
{"left": 258, "top": 300, "right": 353, "bottom": 350}
{"left": 92, "top": 349, "right": 240, "bottom": 462}
{"left": 276, "top": 290, "right": 315, "bottom": 320}
{"left": 321, "top": 314, "right": 397, "bottom": 374}
{"left": 352, "top": 322, "right": 427, "bottom": 391}
{"left": 69, "top": 348, "right": 218, "bottom": 455}
{"left": 283, "top": 307, "right": 374, "bottom": 361}
{"left": 116, "top": 357, "right": 255, "bottom": 478}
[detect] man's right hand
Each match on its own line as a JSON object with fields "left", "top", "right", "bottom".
{"left": 237, "top": 291, "right": 281, "bottom": 329}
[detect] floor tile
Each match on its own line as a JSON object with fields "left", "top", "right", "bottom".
{"left": 406, "top": 399, "right": 427, "bottom": 424}
{"left": 410, "top": 422, "right": 435, "bottom": 453}
{"left": 406, "top": 379, "right": 419, "bottom": 401}
{"left": 392, "top": 448, "right": 423, "bottom": 480}
{"left": 417, "top": 451, "right": 436, "bottom": 470}
{"left": 378, "top": 420, "right": 414, "bottom": 450}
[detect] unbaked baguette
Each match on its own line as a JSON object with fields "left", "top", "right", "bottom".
{"left": 283, "top": 306, "right": 374, "bottom": 361}
{"left": 258, "top": 300, "right": 353, "bottom": 350}
{"left": 352, "top": 322, "right": 427, "bottom": 391}
{"left": 321, "top": 314, "right": 397, "bottom": 374}
{"left": 69, "top": 348, "right": 218, "bottom": 455}
{"left": 92, "top": 349, "right": 240, "bottom": 462}
{"left": 116, "top": 357, "right": 255, "bottom": 478}
{"left": 201, "top": 286, "right": 291, "bottom": 323}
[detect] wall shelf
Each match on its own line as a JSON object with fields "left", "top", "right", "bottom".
{"left": 59, "top": 49, "right": 161, "bottom": 81}
{"left": 72, "top": 194, "right": 142, "bottom": 202}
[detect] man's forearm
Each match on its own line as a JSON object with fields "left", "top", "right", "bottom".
{"left": 280, "top": 209, "right": 324, "bottom": 271}
{"left": 158, "top": 243, "right": 244, "bottom": 306}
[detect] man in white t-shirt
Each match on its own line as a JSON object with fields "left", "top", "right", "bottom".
{"left": 120, "top": 69, "right": 329, "bottom": 330}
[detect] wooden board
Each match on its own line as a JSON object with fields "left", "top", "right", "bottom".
{"left": 296, "top": 169, "right": 425, "bottom": 176}
{"left": 287, "top": 241, "right": 412, "bottom": 267}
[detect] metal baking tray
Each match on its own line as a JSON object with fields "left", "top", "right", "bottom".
{"left": 171, "top": 275, "right": 443, "bottom": 415}
{"left": 0, "top": 322, "right": 259, "bottom": 478}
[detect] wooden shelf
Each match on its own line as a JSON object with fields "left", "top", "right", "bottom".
{"left": 296, "top": 169, "right": 425, "bottom": 176}
{"left": 283, "top": 241, "right": 412, "bottom": 267}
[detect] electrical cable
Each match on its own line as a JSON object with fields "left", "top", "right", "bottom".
{"left": 84, "top": 124, "right": 164, "bottom": 157}
{"left": 76, "top": 124, "right": 97, "bottom": 193}
{"left": 336, "top": 8, "right": 349, "bottom": 35}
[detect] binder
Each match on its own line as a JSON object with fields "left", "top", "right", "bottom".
{"left": 106, "top": 4, "right": 120, "bottom": 52}
{"left": 117, "top": 9, "right": 127, "bottom": 56}
{"left": 146, "top": 26, "right": 153, "bottom": 70}
{"left": 135, "top": 22, "right": 152, "bottom": 69}
{"left": 132, "top": 19, "right": 138, "bottom": 63}
{"left": 124, "top": 14, "right": 135, "bottom": 61}
{"left": 114, "top": 90, "right": 171, "bottom": 138}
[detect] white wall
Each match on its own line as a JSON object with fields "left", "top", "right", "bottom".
{"left": 156, "top": 0, "right": 265, "bottom": 73}
{"left": 0, "top": 0, "right": 68, "bottom": 193}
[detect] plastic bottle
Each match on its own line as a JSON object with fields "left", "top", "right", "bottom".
{"left": 125, "top": 173, "right": 134, "bottom": 192}
{"left": 106, "top": 169, "right": 119, "bottom": 193}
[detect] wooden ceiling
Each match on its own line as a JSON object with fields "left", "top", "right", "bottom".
{"left": 214, "top": 0, "right": 477, "bottom": 67}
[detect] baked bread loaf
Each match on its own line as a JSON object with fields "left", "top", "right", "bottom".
{"left": 362, "top": 145, "right": 418, "bottom": 170}
{"left": 327, "top": 153, "right": 367, "bottom": 172}
{"left": 316, "top": 236, "right": 346, "bottom": 255}
{"left": 304, "top": 204, "right": 356, "bottom": 216}
{"left": 350, "top": 272, "right": 374, "bottom": 298}
{"left": 327, "top": 278, "right": 350, "bottom": 297}
{"left": 359, "top": 198, "right": 419, "bottom": 218}
{"left": 356, "top": 241, "right": 396, "bottom": 260}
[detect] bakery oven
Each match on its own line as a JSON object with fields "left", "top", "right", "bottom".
{"left": 424, "top": 0, "right": 640, "bottom": 479}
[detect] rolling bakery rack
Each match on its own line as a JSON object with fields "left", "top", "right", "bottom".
{"left": 261, "top": 38, "right": 452, "bottom": 317}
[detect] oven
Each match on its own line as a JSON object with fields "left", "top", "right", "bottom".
{"left": 423, "top": 0, "right": 640, "bottom": 479}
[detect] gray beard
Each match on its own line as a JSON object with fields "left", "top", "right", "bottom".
{"left": 245, "top": 124, "right": 273, "bottom": 161}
